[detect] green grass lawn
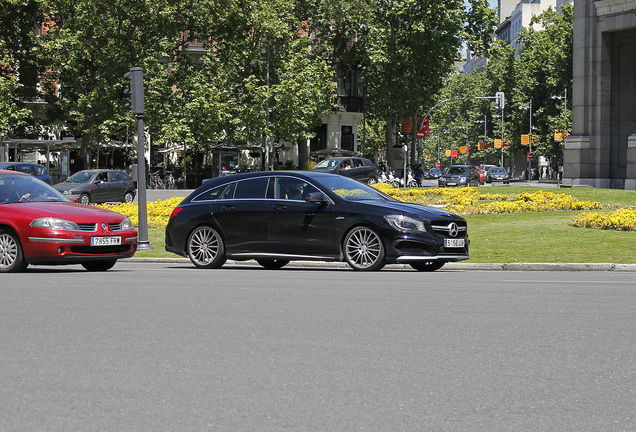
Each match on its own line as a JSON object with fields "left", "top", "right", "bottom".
{"left": 134, "top": 185, "right": 636, "bottom": 263}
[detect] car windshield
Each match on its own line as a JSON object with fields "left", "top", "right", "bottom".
{"left": 66, "top": 171, "right": 94, "bottom": 183}
{"left": 313, "top": 159, "right": 342, "bottom": 169}
{"left": 491, "top": 167, "right": 506, "bottom": 174}
{"left": 317, "top": 175, "right": 394, "bottom": 202}
{"left": 0, "top": 174, "right": 69, "bottom": 203}
{"left": 446, "top": 166, "right": 469, "bottom": 175}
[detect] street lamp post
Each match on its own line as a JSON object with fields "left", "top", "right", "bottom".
{"left": 520, "top": 98, "right": 533, "bottom": 180}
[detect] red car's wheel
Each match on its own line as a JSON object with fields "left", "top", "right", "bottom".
{"left": 0, "top": 229, "right": 28, "bottom": 273}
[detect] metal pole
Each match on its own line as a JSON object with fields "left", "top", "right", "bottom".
{"left": 528, "top": 98, "right": 533, "bottom": 178}
{"left": 136, "top": 114, "right": 152, "bottom": 251}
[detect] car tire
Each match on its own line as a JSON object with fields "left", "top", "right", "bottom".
{"left": 0, "top": 229, "right": 28, "bottom": 273}
{"left": 410, "top": 261, "right": 445, "bottom": 272}
{"left": 367, "top": 176, "right": 378, "bottom": 185}
{"left": 187, "top": 226, "right": 227, "bottom": 269}
{"left": 79, "top": 193, "right": 90, "bottom": 205}
{"left": 256, "top": 259, "right": 290, "bottom": 269}
{"left": 81, "top": 259, "right": 117, "bottom": 271}
{"left": 123, "top": 191, "right": 134, "bottom": 203}
{"left": 343, "top": 226, "right": 385, "bottom": 271}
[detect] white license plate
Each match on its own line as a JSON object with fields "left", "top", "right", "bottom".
{"left": 91, "top": 236, "right": 121, "bottom": 246}
{"left": 444, "top": 238, "right": 465, "bottom": 248}
{"left": 447, "top": 182, "right": 457, "bottom": 186}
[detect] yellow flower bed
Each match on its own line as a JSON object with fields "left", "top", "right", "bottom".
{"left": 95, "top": 196, "right": 184, "bottom": 229}
{"left": 373, "top": 184, "right": 602, "bottom": 214}
{"left": 570, "top": 208, "right": 636, "bottom": 231}
{"left": 91, "top": 186, "right": 630, "bottom": 232}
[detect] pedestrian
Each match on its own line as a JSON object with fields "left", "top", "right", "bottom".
{"left": 129, "top": 160, "right": 138, "bottom": 189}
{"left": 413, "top": 164, "right": 423, "bottom": 186}
{"left": 558, "top": 165, "right": 564, "bottom": 181}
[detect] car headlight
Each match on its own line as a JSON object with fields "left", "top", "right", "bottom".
{"left": 30, "top": 217, "right": 80, "bottom": 231}
{"left": 384, "top": 215, "right": 427, "bottom": 233}
{"left": 459, "top": 176, "right": 467, "bottom": 183}
{"left": 121, "top": 217, "right": 134, "bottom": 230}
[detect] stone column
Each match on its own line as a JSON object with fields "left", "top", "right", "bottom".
{"left": 626, "top": 135, "right": 636, "bottom": 190}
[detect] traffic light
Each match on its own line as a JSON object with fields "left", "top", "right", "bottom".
{"left": 123, "top": 67, "right": 145, "bottom": 115}
{"left": 495, "top": 91, "right": 505, "bottom": 109}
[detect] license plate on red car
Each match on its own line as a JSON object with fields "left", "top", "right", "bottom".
{"left": 91, "top": 236, "right": 121, "bottom": 246}
{"left": 444, "top": 238, "right": 465, "bottom": 248}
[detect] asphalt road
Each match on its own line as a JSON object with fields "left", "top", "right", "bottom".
{"left": 2, "top": 261, "right": 635, "bottom": 431}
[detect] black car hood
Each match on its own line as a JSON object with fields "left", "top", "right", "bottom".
{"left": 354, "top": 200, "right": 463, "bottom": 221}
{"left": 53, "top": 182, "right": 85, "bottom": 191}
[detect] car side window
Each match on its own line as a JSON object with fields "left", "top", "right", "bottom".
{"left": 111, "top": 172, "right": 123, "bottom": 182}
{"left": 275, "top": 178, "right": 319, "bottom": 200}
{"left": 15, "top": 165, "right": 33, "bottom": 175}
{"left": 233, "top": 177, "right": 269, "bottom": 199}
{"left": 194, "top": 183, "right": 236, "bottom": 201}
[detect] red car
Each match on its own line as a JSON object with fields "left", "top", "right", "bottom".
{"left": 0, "top": 170, "right": 138, "bottom": 272}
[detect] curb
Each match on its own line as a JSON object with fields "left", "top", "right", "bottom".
{"left": 126, "top": 257, "right": 636, "bottom": 271}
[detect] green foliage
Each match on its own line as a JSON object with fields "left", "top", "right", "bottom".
{"left": 484, "top": 3, "right": 573, "bottom": 160}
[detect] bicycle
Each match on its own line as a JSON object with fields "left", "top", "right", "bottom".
{"left": 149, "top": 171, "right": 165, "bottom": 189}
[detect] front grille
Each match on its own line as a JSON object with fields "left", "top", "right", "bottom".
{"left": 431, "top": 223, "right": 468, "bottom": 238}
{"left": 108, "top": 222, "right": 123, "bottom": 231}
{"left": 78, "top": 223, "right": 97, "bottom": 232}
{"left": 70, "top": 244, "right": 133, "bottom": 254}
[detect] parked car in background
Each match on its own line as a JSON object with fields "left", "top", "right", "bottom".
{"left": 165, "top": 171, "right": 469, "bottom": 272}
{"left": 0, "top": 170, "right": 137, "bottom": 272}
{"left": 485, "top": 166, "right": 510, "bottom": 184}
{"left": 311, "top": 157, "right": 378, "bottom": 184}
{"left": 438, "top": 165, "right": 481, "bottom": 187}
{"left": 426, "top": 167, "right": 442, "bottom": 180}
{"left": 0, "top": 162, "right": 51, "bottom": 184}
{"left": 54, "top": 169, "right": 136, "bottom": 204}
{"left": 482, "top": 164, "right": 497, "bottom": 174}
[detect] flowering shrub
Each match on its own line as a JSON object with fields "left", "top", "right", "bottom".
{"left": 372, "top": 184, "right": 602, "bottom": 215}
{"left": 92, "top": 185, "right": 630, "bottom": 232}
{"left": 570, "top": 208, "right": 636, "bottom": 231}
{"left": 95, "top": 196, "right": 184, "bottom": 229}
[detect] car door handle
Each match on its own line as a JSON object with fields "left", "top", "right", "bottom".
{"left": 222, "top": 205, "right": 236, "bottom": 211}
{"left": 273, "top": 204, "right": 287, "bottom": 210}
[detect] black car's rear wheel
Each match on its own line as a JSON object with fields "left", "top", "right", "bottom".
{"left": 410, "top": 261, "right": 445, "bottom": 272}
{"left": 82, "top": 259, "right": 117, "bottom": 271}
{"left": 344, "top": 226, "right": 385, "bottom": 271}
{"left": 0, "top": 229, "right": 28, "bottom": 273}
{"left": 256, "top": 259, "right": 290, "bottom": 269}
{"left": 187, "top": 226, "right": 227, "bottom": 269}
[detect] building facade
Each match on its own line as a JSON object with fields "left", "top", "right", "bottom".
{"left": 564, "top": 0, "right": 636, "bottom": 189}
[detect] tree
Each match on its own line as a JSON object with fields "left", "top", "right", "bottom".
{"left": 0, "top": 42, "right": 30, "bottom": 132}
{"left": 483, "top": 4, "right": 573, "bottom": 168}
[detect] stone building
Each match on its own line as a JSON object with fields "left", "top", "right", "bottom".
{"left": 564, "top": 0, "right": 636, "bottom": 189}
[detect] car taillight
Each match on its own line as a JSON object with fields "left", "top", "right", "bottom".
{"left": 169, "top": 207, "right": 183, "bottom": 220}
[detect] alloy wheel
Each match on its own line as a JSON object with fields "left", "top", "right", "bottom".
{"left": 187, "top": 226, "right": 226, "bottom": 269}
{"left": 344, "top": 226, "right": 385, "bottom": 271}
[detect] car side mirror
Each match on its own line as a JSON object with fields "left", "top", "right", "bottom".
{"left": 305, "top": 192, "right": 328, "bottom": 203}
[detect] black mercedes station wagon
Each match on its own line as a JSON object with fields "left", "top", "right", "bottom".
{"left": 165, "top": 172, "right": 469, "bottom": 271}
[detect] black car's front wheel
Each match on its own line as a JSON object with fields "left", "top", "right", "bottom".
{"left": 79, "top": 193, "right": 91, "bottom": 205}
{"left": 344, "top": 226, "right": 385, "bottom": 271}
{"left": 123, "top": 191, "right": 134, "bottom": 203}
{"left": 410, "top": 261, "right": 445, "bottom": 272}
{"left": 187, "top": 226, "right": 227, "bottom": 269}
{"left": 256, "top": 259, "right": 290, "bottom": 269}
